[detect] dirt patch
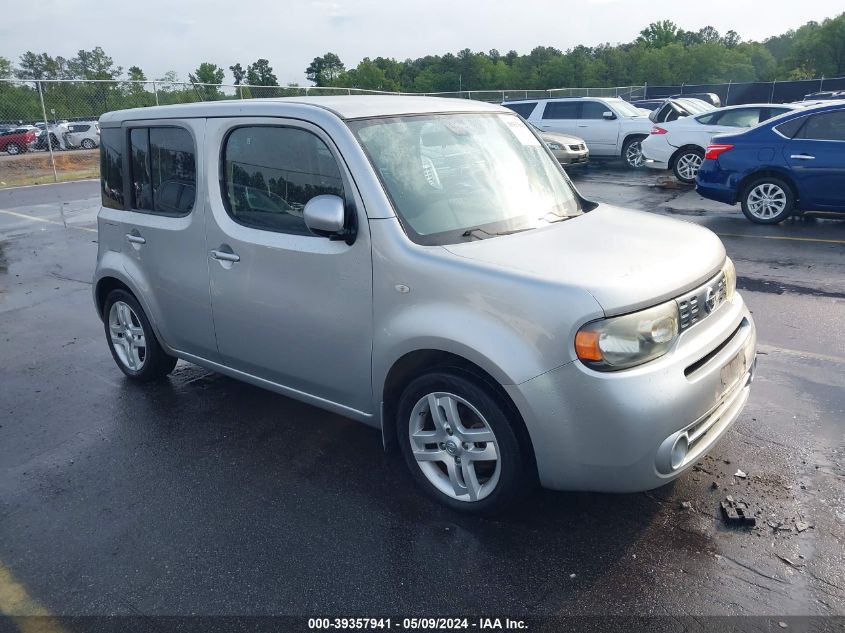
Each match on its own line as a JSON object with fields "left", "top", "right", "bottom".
{"left": 0, "top": 150, "right": 99, "bottom": 188}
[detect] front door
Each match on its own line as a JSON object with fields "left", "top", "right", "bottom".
{"left": 784, "top": 109, "right": 845, "bottom": 208}
{"left": 575, "top": 100, "right": 620, "bottom": 153}
{"left": 203, "top": 118, "right": 374, "bottom": 414}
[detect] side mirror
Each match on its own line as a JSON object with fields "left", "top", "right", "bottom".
{"left": 603, "top": 111, "right": 616, "bottom": 120}
{"left": 303, "top": 195, "right": 354, "bottom": 243}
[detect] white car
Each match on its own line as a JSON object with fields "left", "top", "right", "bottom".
{"left": 642, "top": 104, "right": 798, "bottom": 183}
{"left": 66, "top": 121, "right": 100, "bottom": 149}
{"left": 503, "top": 97, "right": 653, "bottom": 167}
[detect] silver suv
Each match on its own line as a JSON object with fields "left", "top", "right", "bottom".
{"left": 93, "top": 97, "right": 757, "bottom": 513}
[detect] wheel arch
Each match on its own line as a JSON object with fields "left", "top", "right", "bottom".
{"left": 669, "top": 144, "right": 705, "bottom": 168}
{"left": 621, "top": 132, "right": 648, "bottom": 156}
{"left": 380, "top": 348, "right": 539, "bottom": 482}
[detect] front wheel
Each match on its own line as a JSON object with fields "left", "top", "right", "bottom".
{"left": 741, "top": 177, "right": 795, "bottom": 224}
{"left": 672, "top": 148, "right": 704, "bottom": 184}
{"left": 397, "top": 370, "right": 531, "bottom": 514}
{"left": 81, "top": 138, "right": 96, "bottom": 150}
{"left": 622, "top": 136, "right": 646, "bottom": 168}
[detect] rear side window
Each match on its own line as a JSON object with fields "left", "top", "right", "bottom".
{"left": 100, "top": 128, "right": 124, "bottom": 209}
{"left": 129, "top": 127, "right": 196, "bottom": 215}
{"left": 222, "top": 126, "right": 345, "bottom": 236}
{"left": 542, "top": 102, "right": 580, "bottom": 120}
{"left": 696, "top": 112, "right": 718, "bottom": 125}
{"left": 503, "top": 102, "right": 538, "bottom": 118}
{"left": 796, "top": 110, "right": 845, "bottom": 141}
{"left": 715, "top": 108, "right": 764, "bottom": 128}
{"left": 774, "top": 116, "right": 805, "bottom": 138}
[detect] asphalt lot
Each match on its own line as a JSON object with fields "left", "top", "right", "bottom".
{"left": 0, "top": 165, "right": 843, "bottom": 624}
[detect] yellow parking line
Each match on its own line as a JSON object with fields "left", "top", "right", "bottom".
{"left": 0, "top": 563, "right": 68, "bottom": 633}
{"left": 716, "top": 232, "right": 845, "bottom": 245}
{"left": 0, "top": 209, "right": 96, "bottom": 233}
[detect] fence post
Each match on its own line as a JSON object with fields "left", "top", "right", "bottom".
{"left": 643, "top": 82, "right": 648, "bottom": 99}
{"left": 36, "top": 81, "right": 58, "bottom": 184}
{"left": 152, "top": 81, "right": 159, "bottom": 106}
{"left": 770, "top": 80, "right": 777, "bottom": 103}
{"left": 725, "top": 81, "right": 732, "bottom": 105}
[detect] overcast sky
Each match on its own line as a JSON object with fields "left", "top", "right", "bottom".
{"left": 2, "top": 0, "right": 842, "bottom": 85}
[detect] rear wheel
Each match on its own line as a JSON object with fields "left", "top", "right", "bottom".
{"left": 622, "top": 135, "right": 646, "bottom": 168}
{"left": 397, "top": 370, "right": 531, "bottom": 514}
{"left": 81, "top": 138, "right": 96, "bottom": 150}
{"left": 103, "top": 289, "right": 177, "bottom": 381}
{"left": 672, "top": 148, "right": 704, "bottom": 184}
{"left": 5, "top": 142, "right": 21, "bottom": 155}
{"left": 741, "top": 176, "right": 795, "bottom": 224}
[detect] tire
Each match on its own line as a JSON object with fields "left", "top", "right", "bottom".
{"left": 81, "top": 138, "right": 96, "bottom": 150}
{"left": 740, "top": 176, "right": 795, "bottom": 224}
{"left": 397, "top": 369, "right": 531, "bottom": 514}
{"left": 622, "top": 135, "right": 646, "bottom": 168}
{"left": 672, "top": 148, "right": 704, "bottom": 184}
{"left": 103, "top": 289, "right": 177, "bottom": 381}
{"left": 5, "top": 143, "right": 21, "bottom": 155}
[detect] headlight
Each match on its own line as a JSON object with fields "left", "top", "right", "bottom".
{"left": 722, "top": 256, "right": 736, "bottom": 301}
{"left": 546, "top": 142, "right": 563, "bottom": 150}
{"left": 575, "top": 300, "right": 679, "bottom": 371}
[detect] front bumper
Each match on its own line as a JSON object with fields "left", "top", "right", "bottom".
{"left": 552, "top": 149, "right": 589, "bottom": 166}
{"left": 506, "top": 293, "right": 757, "bottom": 492}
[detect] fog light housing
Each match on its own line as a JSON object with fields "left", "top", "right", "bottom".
{"left": 671, "top": 434, "right": 689, "bottom": 470}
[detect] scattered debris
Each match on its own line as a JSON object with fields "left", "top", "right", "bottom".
{"left": 795, "top": 521, "right": 810, "bottom": 533}
{"left": 569, "top": 573, "right": 576, "bottom": 579}
{"left": 776, "top": 554, "right": 803, "bottom": 568}
{"left": 734, "top": 469, "right": 748, "bottom": 479}
{"left": 778, "top": 622, "right": 788, "bottom": 629}
{"left": 711, "top": 482, "right": 720, "bottom": 490}
{"left": 721, "top": 498, "right": 757, "bottom": 527}
{"left": 681, "top": 501, "right": 693, "bottom": 510}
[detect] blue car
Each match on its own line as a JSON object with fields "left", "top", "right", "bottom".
{"left": 696, "top": 102, "right": 845, "bottom": 224}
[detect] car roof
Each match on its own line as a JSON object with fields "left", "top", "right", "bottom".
{"left": 503, "top": 96, "right": 625, "bottom": 104}
{"left": 99, "top": 96, "right": 506, "bottom": 125}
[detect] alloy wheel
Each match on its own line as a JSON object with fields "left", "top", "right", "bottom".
{"left": 676, "top": 152, "right": 702, "bottom": 181}
{"left": 408, "top": 392, "right": 501, "bottom": 502}
{"left": 746, "top": 183, "right": 787, "bottom": 220}
{"left": 108, "top": 300, "right": 147, "bottom": 371}
{"left": 625, "top": 141, "right": 644, "bottom": 167}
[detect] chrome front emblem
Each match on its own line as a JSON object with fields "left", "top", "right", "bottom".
{"left": 704, "top": 286, "right": 718, "bottom": 313}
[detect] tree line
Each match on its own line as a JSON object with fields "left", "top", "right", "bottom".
{"left": 1, "top": 13, "right": 843, "bottom": 122}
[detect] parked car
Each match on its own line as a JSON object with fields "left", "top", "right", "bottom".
{"left": 649, "top": 98, "right": 714, "bottom": 124}
{"left": 533, "top": 128, "right": 589, "bottom": 166}
{"left": 66, "top": 121, "right": 100, "bottom": 149}
{"left": 642, "top": 104, "right": 798, "bottom": 184}
{"left": 503, "top": 97, "right": 653, "bottom": 167}
{"left": 672, "top": 92, "right": 721, "bottom": 107}
{"left": 696, "top": 102, "right": 845, "bottom": 224}
{"left": 802, "top": 91, "right": 845, "bottom": 102}
{"left": 0, "top": 127, "right": 37, "bottom": 155}
{"left": 33, "top": 123, "right": 71, "bottom": 151}
{"left": 93, "top": 97, "right": 756, "bottom": 513}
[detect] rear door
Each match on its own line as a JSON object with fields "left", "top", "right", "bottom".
{"left": 783, "top": 109, "right": 845, "bottom": 208}
{"left": 118, "top": 120, "right": 219, "bottom": 361}
{"left": 537, "top": 101, "right": 580, "bottom": 135}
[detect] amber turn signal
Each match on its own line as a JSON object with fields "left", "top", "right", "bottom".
{"left": 575, "top": 330, "right": 603, "bottom": 362}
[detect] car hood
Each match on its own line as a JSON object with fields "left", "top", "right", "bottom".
{"left": 540, "top": 131, "right": 585, "bottom": 145}
{"left": 442, "top": 205, "right": 725, "bottom": 315}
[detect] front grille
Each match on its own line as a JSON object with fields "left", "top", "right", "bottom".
{"left": 676, "top": 272, "right": 727, "bottom": 332}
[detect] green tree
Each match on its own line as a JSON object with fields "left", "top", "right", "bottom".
{"left": 189, "top": 63, "right": 225, "bottom": 100}
{"left": 247, "top": 59, "right": 278, "bottom": 86}
{"left": 305, "top": 53, "right": 345, "bottom": 86}
{"left": 68, "top": 47, "right": 121, "bottom": 79}
{"left": 229, "top": 63, "right": 246, "bottom": 85}
{"left": 638, "top": 21, "right": 679, "bottom": 48}
{"left": 0, "top": 57, "right": 11, "bottom": 79}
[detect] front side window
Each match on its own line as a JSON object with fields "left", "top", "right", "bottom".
{"left": 580, "top": 102, "right": 608, "bottom": 119}
{"left": 797, "top": 110, "right": 845, "bottom": 141}
{"left": 607, "top": 100, "right": 643, "bottom": 118}
{"left": 349, "top": 113, "right": 581, "bottom": 246}
{"left": 129, "top": 127, "right": 196, "bottom": 215}
{"left": 222, "top": 126, "right": 344, "bottom": 235}
{"left": 100, "top": 127, "right": 124, "bottom": 209}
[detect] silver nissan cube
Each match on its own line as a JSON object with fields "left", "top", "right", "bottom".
{"left": 93, "top": 96, "right": 757, "bottom": 513}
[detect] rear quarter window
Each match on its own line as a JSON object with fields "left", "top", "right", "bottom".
{"left": 99, "top": 128, "right": 124, "bottom": 209}
{"left": 503, "top": 102, "right": 538, "bottom": 119}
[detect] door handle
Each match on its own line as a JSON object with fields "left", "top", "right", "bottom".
{"left": 790, "top": 154, "right": 815, "bottom": 160}
{"left": 211, "top": 249, "right": 240, "bottom": 263}
{"left": 125, "top": 234, "right": 146, "bottom": 244}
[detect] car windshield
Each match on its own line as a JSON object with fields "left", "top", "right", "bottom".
{"left": 610, "top": 100, "right": 644, "bottom": 118}
{"left": 348, "top": 113, "right": 581, "bottom": 245}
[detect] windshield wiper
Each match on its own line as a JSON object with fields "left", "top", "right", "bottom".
{"left": 461, "top": 227, "right": 533, "bottom": 240}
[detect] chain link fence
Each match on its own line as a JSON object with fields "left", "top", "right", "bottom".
{"left": 1, "top": 76, "right": 842, "bottom": 186}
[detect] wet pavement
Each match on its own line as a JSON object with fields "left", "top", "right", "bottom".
{"left": 0, "top": 167, "right": 843, "bottom": 621}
